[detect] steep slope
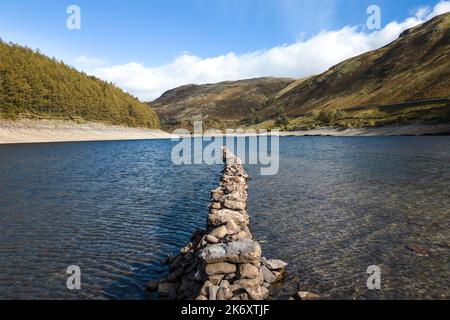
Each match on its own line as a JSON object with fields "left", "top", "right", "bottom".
{"left": 151, "top": 77, "right": 295, "bottom": 130}
{"left": 151, "top": 13, "right": 450, "bottom": 131}
{"left": 265, "top": 12, "right": 450, "bottom": 128}
{"left": 0, "top": 41, "right": 160, "bottom": 129}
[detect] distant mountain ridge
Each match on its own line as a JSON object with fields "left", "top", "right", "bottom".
{"left": 152, "top": 12, "right": 450, "bottom": 131}
{"left": 0, "top": 41, "right": 160, "bottom": 129}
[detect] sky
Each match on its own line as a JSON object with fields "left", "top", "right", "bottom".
{"left": 0, "top": 0, "right": 449, "bottom": 101}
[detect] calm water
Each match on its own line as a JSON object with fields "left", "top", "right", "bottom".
{"left": 0, "top": 137, "right": 449, "bottom": 299}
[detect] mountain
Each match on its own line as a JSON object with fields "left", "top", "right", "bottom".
{"left": 152, "top": 13, "right": 450, "bottom": 131}
{"left": 0, "top": 41, "right": 159, "bottom": 129}
{"left": 151, "top": 77, "right": 295, "bottom": 130}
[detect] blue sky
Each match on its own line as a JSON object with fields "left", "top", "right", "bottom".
{"left": 0, "top": 0, "right": 448, "bottom": 100}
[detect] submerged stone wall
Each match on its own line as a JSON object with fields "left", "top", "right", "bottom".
{"left": 150, "top": 148, "right": 287, "bottom": 300}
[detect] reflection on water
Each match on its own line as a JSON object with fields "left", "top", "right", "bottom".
{"left": 0, "top": 137, "right": 449, "bottom": 299}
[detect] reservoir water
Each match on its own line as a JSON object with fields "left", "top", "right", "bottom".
{"left": 0, "top": 137, "right": 449, "bottom": 299}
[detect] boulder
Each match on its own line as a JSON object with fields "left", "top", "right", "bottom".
{"left": 208, "top": 209, "right": 249, "bottom": 227}
{"left": 239, "top": 263, "right": 260, "bottom": 279}
{"left": 217, "top": 287, "right": 234, "bottom": 300}
{"left": 261, "top": 266, "right": 277, "bottom": 284}
{"left": 210, "top": 225, "right": 228, "bottom": 239}
{"left": 200, "top": 239, "right": 261, "bottom": 264}
{"left": 265, "top": 259, "right": 288, "bottom": 271}
{"left": 206, "top": 262, "right": 237, "bottom": 276}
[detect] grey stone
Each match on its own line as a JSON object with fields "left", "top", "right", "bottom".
{"left": 200, "top": 238, "right": 261, "bottom": 264}
{"left": 217, "top": 287, "right": 234, "bottom": 300}
{"left": 261, "top": 266, "right": 277, "bottom": 284}
{"left": 265, "top": 259, "right": 288, "bottom": 271}
{"left": 209, "top": 286, "right": 219, "bottom": 300}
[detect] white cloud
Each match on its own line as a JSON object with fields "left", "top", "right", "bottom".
{"left": 86, "top": 1, "right": 450, "bottom": 101}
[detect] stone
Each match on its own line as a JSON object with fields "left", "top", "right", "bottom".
{"left": 224, "top": 199, "right": 246, "bottom": 211}
{"left": 297, "top": 291, "right": 321, "bottom": 300}
{"left": 208, "top": 274, "right": 225, "bottom": 286}
{"left": 200, "top": 239, "right": 261, "bottom": 264}
{"left": 169, "top": 255, "right": 184, "bottom": 271}
{"left": 205, "top": 262, "right": 237, "bottom": 276}
{"left": 209, "top": 286, "right": 219, "bottom": 300}
{"left": 217, "top": 287, "right": 234, "bottom": 300}
{"left": 220, "top": 280, "right": 230, "bottom": 288}
{"left": 210, "top": 225, "right": 229, "bottom": 239}
{"left": 224, "top": 273, "right": 236, "bottom": 281}
{"left": 234, "top": 278, "right": 260, "bottom": 289}
{"left": 205, "top": 235, "right": 219, "bottom": 244}
{"left": 168, "top": 267, "right": 184, "bottom": 283}
{"left": 261, "top": 266, "right": 277, "bottom": 284}
{"left": 200, "top": 281, "right": 212, "bottom": 296}
{"left": 246, "top": 286, "right": 264, "bottom": 300}
{"left": 210, "top": 202, "right": 222, "bottom": 209}
{"left": 158, "top": 282, "right": 178, "bottom": 300}
{"left": 261, "top": 286, "right": 270, "bottom": 299}
{"left": 226, "top": 220, "right": 241, "bottom": 234}
{"left": 180, "top": 243, "right": 193, "bottom": 254}
{"left": 146, "top": 280, "right": 159, "bottom": 291}
{"left": 272, "top": 270, "right": 284, "bottom": 282}
{"left": 208, "top": 209, "right": 249, "bottom": 227}
{"left": 265, "top": 259, "right": 288, "bottom": 271}
{"left": 196, "top": 295, "right": 208, "bottom": 300}
{"left": 239, "top": 263, "right": 260, "bottom": 279}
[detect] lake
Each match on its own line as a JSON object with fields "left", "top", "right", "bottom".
{"left": 0, "top": 137, "right": 449, "bottom": 299}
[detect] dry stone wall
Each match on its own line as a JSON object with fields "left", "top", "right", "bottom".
{"left": 152, "top": 148, "right": 287, "bottom": 300}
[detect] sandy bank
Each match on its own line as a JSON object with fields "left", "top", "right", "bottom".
{"left": 0, "top": 119, "right": 178, "bottom": 144}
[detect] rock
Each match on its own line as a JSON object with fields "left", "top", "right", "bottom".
{"left": 209, "top": 286, "right": 219, "bottom": 300}
{"left": 261, "top": 266, "right": 277, "bottom": 284}
{"left": 217, "top": 287, "right": 234, "bottom": 300}
{"left": 210, "top": 202, "right": 222, "bottom": 209}
{"left": 226, "top": 220, "right": 241, "bottom": 234}
{"left": 146, "top": 280, "right": 159, "bottom": 291}
{"left": 234, "top": 278, "right": 260, "bottom": 289}
{"left": 168, "top": 267, "right": 184, "bottom": 283}
{"left": 208, "top": 209, "right": 249, "bottom": 227}
{"left": 297, "top": 291, "right": 321, "bottom": 300}
{"left": 265, "top": 259, "right": 288, "bottom": 271}
{"left": 196, "top": 295, "right": 208, "bottom": 300}
{"left": 208, "top": 274, "right": 225, "bottom": 285}
{"left": 205, "top": 235, "right": 219, "bottom": 244}
{"left": 200, "top": 238, "right": 261, "bottom": 264}
{"left": 224, "top": 199, "right": 246, "bottom": 211}
{"left": 224, "top": 273, "right": 236, "bottom": 281}
{"left": 206, "top": 262, "right": 237, "bottom": 276}
{"left": 210, "top": 226, "right": 228, "bottom": 239}
{"left": 246, "top": 286, "right": 263, "bottom": 300}
{"left": 200, "top": 281, "right": 213, "bottom": 296}
{"left": 180, "top": 243, "right": 193, "bottom": 254}
{"left": 220, "top": 280, "right": 230, "bottom": 288}
{"left": 260, "top": 286, "right": 270, "bottom": 299}
{"left": 272, "top": 270, "right": 284, "bottom": 282}
{"left": 158, "top": 282, "right": 178, "bottom": 300}
{"left": 169, "top": 255, "right": 184, "bottom": 271}
{"left": 239, "top": 263, "right": 260, "bottom": 279}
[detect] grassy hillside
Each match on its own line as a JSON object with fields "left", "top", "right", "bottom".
{"left": 263, "top": 12, "right": 450, "bottom": 130}
{"left": 0, "top": 41, "right": 160, "bottom": 128}
{"left": 152, "top": 13, "right": 450, "bottom": 132}
{"left": 151, "top": 77, "right": 295, "bottom": 131}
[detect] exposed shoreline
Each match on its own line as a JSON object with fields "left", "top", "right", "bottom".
{"left": 1, "top": 120, "right": 449, "bottom": 145}
{"left": 0, "top": 119, "right": 178, "bottom": 145}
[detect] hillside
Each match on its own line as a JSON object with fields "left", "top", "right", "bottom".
{"left": 152, "top": 13, "right": 450, "bottom": 131}
{"left": 0, "top": 41, "right": 159, "bottom": 129}
{"left": 151, "top": 77, "right": 295, "bottom": 130}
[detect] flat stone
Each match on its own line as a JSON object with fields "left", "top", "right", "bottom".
{"left": 239, "top": 263, "right": 260, "bottom": 279}
{"left": 206, "top": 262, "right": 237, "bottom": 276}
{"left": 224, "top": 199, "right": 246, "bottom": 211}
{"left": 210, "top": 226, "right": 228, "bottom": 239}
{"left": 205, "top": 235, "right": 219, "bottom": 244}
{"left": 261, "top": 266, "right": 277, "bottom": 284}
{"left": 265, "top": 259, "right": 288, "bottom": 271}
{"left": 208, "top": 209, "right": 249, "bottom": 227}
{"left": 200, "top": 238, "right": 261, "bottom": 264}
{"left": 297, "top": 291, "right": 321, "bottom": 300}
{"left": 217, "top": 287, "right": 234, "bottom": 300}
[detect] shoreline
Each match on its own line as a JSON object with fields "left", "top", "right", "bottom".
{"left": 1, "top": 120, "right": 449, "bottom": 145}
{"left": 0, "top": 119, "right": 178, "bottom": 145}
